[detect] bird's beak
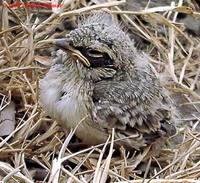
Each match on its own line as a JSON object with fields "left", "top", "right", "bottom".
{"left": 53, "top": 38, "right": 91, "bottom": 67}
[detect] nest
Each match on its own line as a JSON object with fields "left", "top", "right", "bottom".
{"left": 0, "top": 0, "right": 200, "bottom": 182}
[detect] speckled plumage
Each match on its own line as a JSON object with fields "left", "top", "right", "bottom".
{"left": 40, "top": 11, "right": 176, "bottom": 150}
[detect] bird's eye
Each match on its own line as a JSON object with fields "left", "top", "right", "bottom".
{"left": 86, "top": 49, "right": 103, "bottom": 58}
{"left": 75, "top": 46, "right": 114, "bottom": 68}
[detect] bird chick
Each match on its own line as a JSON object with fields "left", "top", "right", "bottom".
{"left": 40, "top": 11, "right": 176, "bottom": 151}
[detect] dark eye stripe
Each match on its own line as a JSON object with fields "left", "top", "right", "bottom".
{"left": 75, "top": 47, "right": 114, "bottom": 68}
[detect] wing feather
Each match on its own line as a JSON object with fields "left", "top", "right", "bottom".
{"left": 91, "top": 71, "right": 175, "bottom": 149}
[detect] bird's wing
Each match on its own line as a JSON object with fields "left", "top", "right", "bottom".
{"left": 92, "top": 78, "right": 175, "bottom": 149}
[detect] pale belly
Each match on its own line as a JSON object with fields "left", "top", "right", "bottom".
{"left": 56, "top": 93, "right": 108, "bottom": 145}
{"left": 51, "top": 93, "right": 108, "bottom": 145}
{"left": 40, "top": 68, "right": 108, "bottom": 145}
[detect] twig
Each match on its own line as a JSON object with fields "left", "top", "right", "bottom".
{"left": 60, "top": 0, "right": 126, "bottom": 17}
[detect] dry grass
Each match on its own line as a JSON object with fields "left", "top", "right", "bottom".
{"left": 0, "top": 0, "right": 200, "bottom": 182}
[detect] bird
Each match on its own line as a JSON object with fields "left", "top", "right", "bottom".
{"left": 39, "top": 11, "right": 176, "bottom": 151}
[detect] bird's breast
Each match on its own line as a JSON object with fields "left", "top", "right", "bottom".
{"left": 40, "top": 65, "right": 90, "bottom": 129}
{"left": 40, "top": 64, "right": 109, "bottom": 145}
{"left": 56, "top": 89, "right": 89, "bottom": 129}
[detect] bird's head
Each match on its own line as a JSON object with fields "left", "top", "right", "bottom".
{"left": 53, "top": 11, "right": 138, "bottom": 81}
